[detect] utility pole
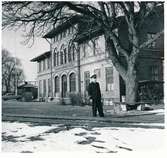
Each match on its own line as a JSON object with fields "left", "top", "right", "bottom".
{"left": 73, "top": 42, "right": 81, "bottom": 94}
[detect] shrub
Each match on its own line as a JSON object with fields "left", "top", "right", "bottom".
{"left": 68, "top": 92, "right": 83, "bottom": 106}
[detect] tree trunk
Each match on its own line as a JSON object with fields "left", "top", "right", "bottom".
{"left": 104, "top": 30, "right": 139, "bottom": 106}
{"left": 125, "top": 66, "right": 138, "bottom": 106}
{"left": 6, "top": 76, "right": 11, "bottom": 93}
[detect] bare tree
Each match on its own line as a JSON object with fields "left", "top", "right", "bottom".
{"left": 2, "top": 1, "right": 164, "bottom": 105}
{"left": 2, "top": 49, "right": 25, "bottom": 94}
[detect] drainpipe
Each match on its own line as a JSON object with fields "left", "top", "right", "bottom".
{"left": 76, "top": 43, "right": 81, "bottom": 93}
{"left": 45, "top": 38, "right": 53, "bottom": 98}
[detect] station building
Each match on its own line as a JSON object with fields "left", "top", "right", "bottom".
{"left": 31, "top": 8, "right": 164, "bottom": 104}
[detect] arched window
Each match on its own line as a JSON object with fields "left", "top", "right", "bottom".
{"left": 62, "top": 75, "right": 67, "bottom": 97}
{"left": 54, "top": 48, "right": 57, "bottom": 66}
{"left": 69, "top": 73, "right": 76, "bottom": 92}
{"left": 68, "top": 43, "right": 76, "bottom": 62}
{"left": 60, "top": 51, "right": 63, "bottom": 65}
{"left": 48, "top": 78, "right": 51, "bottom": 97}
{"left": 60, "top": 45, "right": 64, "bottom": 65}
{"left": 57, "top": 51, "right": 59, "bottom": 66}
{"left": 54, "top": 76, "right": 59, "bottom": 93}
{"left": 72, "top": 44, "right": 75, "bottom": 61}
{"left": 64, "top": 48, "right": 67, "bottom": 64}
{"left": 43, "top": 79, "right": 46, "bottom": 97}
{"left": 68, "top": 48, "right": 71, "bottom": 62}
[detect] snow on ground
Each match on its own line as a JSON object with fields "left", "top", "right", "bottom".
{"left": 2, "top": 121, "right": 165, "bottom": 153}
{"left": 131, "top": 123, "right": 164, "bottom": 127}
{"left": 106, "top": 108, "right": 165, "bottom": 116}
{"left": 148, "top": 109, "right": 164, "bottom": 115}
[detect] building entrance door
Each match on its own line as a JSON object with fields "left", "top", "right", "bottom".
{"left": 119, "top": 76, "right": 126, "bottom": 102}
{"left": 62, "top": 75, "right": 67, "bottom": 97}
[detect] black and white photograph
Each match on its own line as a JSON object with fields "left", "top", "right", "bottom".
{"left": 1, "top": 0, "right": 165, "bottom": 155}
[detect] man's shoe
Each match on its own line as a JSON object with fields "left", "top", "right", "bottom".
{"left": 100, "top": 114, "right": 104, "bottom": 117}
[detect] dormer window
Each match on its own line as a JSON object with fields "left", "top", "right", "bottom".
{"left": 57, "top": 34, "right": 59, "bottom": 41}
{"left": 63, "top": 31, "right": 66, "bottom": 38}
{"left": 60, "top": 33, "right": 62, "bottom": 40}
{"left": 56, "top": 35, "right": 58, "bottom": 41}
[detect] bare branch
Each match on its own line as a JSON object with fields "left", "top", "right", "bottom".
{"left": 139, "top": 30, "right": 164, "bottom": 49}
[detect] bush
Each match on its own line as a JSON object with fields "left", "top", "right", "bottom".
{"left": 2, "top": 93, "right": 22, "bottom": 101}
{"left": 68, "top": 92, "right": 83, "bottom": 106}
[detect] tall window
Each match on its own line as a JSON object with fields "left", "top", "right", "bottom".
{"left": 47, "top": 57, "right": 50, "bottom": 69}
{"left": 56, "top": 35, "right": 58, "bottom": 41}
{"left": 60, "top": 33, "right": 62, "bottom": 40}
{"left": 48, "top": 78, "right": 51, "bottom": 97}
{"left": 72, "top": 44, "right": 75, "bottom": 61}
{"left": 54, "top": 49, "right": 57, "bottom": 66}
{"left": 150, "top": 65, "right": 159, "bottom": 80}
{"left": 54, "top": 76, "right": 59, "bottom": 93}
{"left": 63, "top": 30, "right": 66, "bottom": 38}
{"left": 60, "top": 51, "right": 63, "bottom": 65}
{"left": 43, "top": 79, "right": 46, "bottom": 97}
{"left": 38, "top": 61, "right": 42, "bottom": 72}
{"left": 64, "top": 48, "right": 67, "bottom": 64}
{"left": 84, "top": 71, "right": 90, "bottom": 91}
{"left": 69, "top": 44, "right": 75, "bottom": 61}
{"left": 57, "top": 51, "right": 59, "bottom": 66}
{"left": 69, "top": 73, "right": 76, "bottom": 92}
{"left": 39, "top": 80, "right": 42, "bottom": 97}
{"left": 93, "top": 35, "right": 105, "bottom": 55}
{"left": 62, "top": 75, "right": 67, "bottom": 97}
{"left": 68, "top": 48, "right": 72, "bottom": 62}
{"left": 60, "top": 45, "right": 64, "bottom": 65}
{"left": 43, "top": 59, "right": 46, "bottom": 71}
{"left": 105, "top": 67, "right": 113, "bottom": 91}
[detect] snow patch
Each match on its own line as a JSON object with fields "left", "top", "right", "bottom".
{"left": 2, "top": 122, "right": 165, "bottom": 153}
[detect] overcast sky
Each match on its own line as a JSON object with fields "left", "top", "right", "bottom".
{"left": 2, "top": 30, "right": 50, "bottom": 81}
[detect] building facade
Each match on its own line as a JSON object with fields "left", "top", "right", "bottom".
{"left": 31, "top": 10, "right": 164, "bottom": 104}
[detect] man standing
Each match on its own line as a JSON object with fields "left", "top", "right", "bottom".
{"left": 88, "top": 74, "right": 104, "bottom": 117}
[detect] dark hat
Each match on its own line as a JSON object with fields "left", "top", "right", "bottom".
{"left": 90, "top": 74, "right": 97, "bottom": 78}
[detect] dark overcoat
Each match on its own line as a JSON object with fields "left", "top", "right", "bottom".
{"left": 88, "top": 82, "right": 101, "bottom": 101}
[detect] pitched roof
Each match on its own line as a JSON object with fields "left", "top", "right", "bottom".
{"left": 18, "top": 83, "right": 35, "bottom": 88}
{"left": 43, "top": 5, "right": 163, "bottom": 43}
{"left": 43, "top": 15, "right": 82, "bottom": 38}
{"left": 30, "top": 51, "right": 51, "bottom": 62}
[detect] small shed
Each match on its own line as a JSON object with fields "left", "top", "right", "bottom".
{"left": 18, "top": 82, "right": 38, "bottom": 102}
